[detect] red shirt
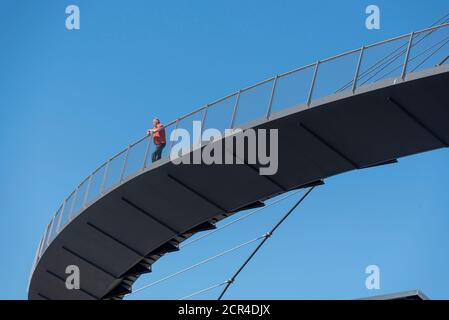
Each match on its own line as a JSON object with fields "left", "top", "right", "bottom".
{"left": 151, "top": 123, "right": 166, "bottom": 145}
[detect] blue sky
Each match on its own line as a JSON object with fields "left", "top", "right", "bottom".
{"left": 0, "top": 0, "right": 448, "bottom": 300}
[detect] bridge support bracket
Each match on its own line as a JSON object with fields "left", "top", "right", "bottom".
{"left": 299, "top": 122, "right": 360, "bottom": 169}
{"left": 361, "top": 159, "right": 398, "bottom": 169}
{"left": 387, "top": 97, "right": 448, "bottom": 147}
{"left": 121, "top": 196, "right": 180, "bottom": 235}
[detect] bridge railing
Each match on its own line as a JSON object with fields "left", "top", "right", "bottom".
{"left": 31, "top": 22, "right": 449, "bottom": 275}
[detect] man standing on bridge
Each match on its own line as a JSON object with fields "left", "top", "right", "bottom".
{"left": 147, "top": 117, "right": 166, "bottom": 162}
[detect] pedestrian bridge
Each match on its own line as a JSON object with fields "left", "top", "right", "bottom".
{"left": 28, "top": 23, "right": 449, "bottom": 300}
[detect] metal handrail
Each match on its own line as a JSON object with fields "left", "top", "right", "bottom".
{"left": 32, "top": 22, "right": 449, "bottom": 273}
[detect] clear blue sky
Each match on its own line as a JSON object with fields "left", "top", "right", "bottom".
{"left": 0, "top": 0, "right": 448, "bottom": 300}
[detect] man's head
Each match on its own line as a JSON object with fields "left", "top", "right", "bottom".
{"left": 153, "top": 118, "right": 160, "bottom": 126}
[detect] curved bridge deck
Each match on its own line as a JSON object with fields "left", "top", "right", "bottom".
{"left": 28, "top": 24, "right": 449, "bottom": 300}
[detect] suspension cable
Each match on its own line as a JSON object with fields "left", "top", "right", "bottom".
{"left": 132, "top": 189, "right": 311, "bottom": 297}
{"left": 180, "top": 190, "right": 303, "bottom": 248}
{"left": 355, "top": 24, "right": 449, "bottom": 87}
{"left": 439, "top": 54, "right": 449, "bottom": 65}
{"left": 411, "top": 37, "right": 449, "bottom": 72}
{"left": 179, "top": 281, "right": 230, "bottom": 300}
{"left": 132, "top": 234, "right": 266, "bottom": 295}
{"left": 335, "top": 14, "right": 449, "bottom": 92}
{"left": 357, "top": 15, "right": 449, "bottom": 86}
{"left": 365, "top": 35, "right": 449, "bottom": 83}
{"left": 217, "top": 186, "right": 316, "bottom": 300}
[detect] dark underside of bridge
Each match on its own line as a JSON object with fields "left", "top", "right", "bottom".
{"left": 29, "top": 66, "right": 449, "bottom": 300}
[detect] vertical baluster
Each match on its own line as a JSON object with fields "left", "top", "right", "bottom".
{"left": 143, "top": 135, "right": 152, "bottom": 169}
{"left": 401, "top": 32, "right": 414, "bottom": 80}
{"left": 266, "top": 76, "right": 278, "bottom": 119}
{"left": 352, "top": 47, "right": 365, "bottom": 93}
{"left": 82, "top": 174, "right": 93, "bottom": 209}
{"left": 230, "top": 90, "right": 241, "bottom": 129}
{"left": 100, "top": 160, "right": 110, "bottom": 195}
{"left": 120, "top": 147, "right": 130, "bottom": 183}
{"left": 307, "top": 61, "right": 320, "bottom": 107}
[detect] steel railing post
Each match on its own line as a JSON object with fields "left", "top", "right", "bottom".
{"left": 352, "top": 47, "right": 365, "bottom": 93}
{"left": 143, "top": 135, "right": 152, "bottom": 169}
{"left": 195, "top": 105, "right": 209, "bottom": 152}
{"left": 168, "top": 119, "right": 180, "bottom": 161}
{"left": 200, "top": 104, "right": 209, "bottom": 137}
{"left": 45, "top": 220, "right": 53, "bottom": 247}
{"left": 266, "top": 76, "right": 278, "bottom": 119}
{"left": 37, "top": 234, "right": 45, "bottom": 259}
{"left": 401, "top": 32, "right": 414, "bottom": 80}
{"left": 68, "top": 187, "right": 79, "bottom": 222}
{"left": 56, "top": 202, "right": 65, "bottom": 233}
{"left": 230, "top": 90, "right": 241, "bottom": 129}
{"left": 307, "top": 61, "right": 320, "bottom": 107}
{"left": 82, "top": 174, "right": 93, "bottom": 208}
{"left": 36, "top": 234, "right": 44, "bottom": 262}
{"left": 100, "top": 161, "right": 110, "bottom": 195}
{"left": 120, "top": 147, "right": 131, "bottom": 183}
